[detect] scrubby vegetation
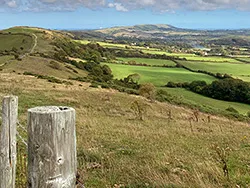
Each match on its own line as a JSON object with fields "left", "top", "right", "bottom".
{"left": 23, "top": 71, "right": 73, "bottom": 85}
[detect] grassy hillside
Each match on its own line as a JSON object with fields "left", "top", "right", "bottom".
{"left": 162, "top": 88, "right": 250, "bottom": 115}
{"left": 2, "top": 26, "right": 73, "bottom": 56}
{"left": 0, "top": 26, "right": 250, "bottom": 187}
{"left": 0, "top": 73, "right": 249, "bottom": 187}
{"left": 0, "top": 26, "right": 89, "bottom": 79}
{"left": 0, "top": 33, "right": 33, "bottom": 54}
{"left": 0, "top": 55, "right": 87, "bottom": 79}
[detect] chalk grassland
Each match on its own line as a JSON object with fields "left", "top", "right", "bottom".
{"left": 0, "top": 33, "right": 33, "bottom": 54}
{"left": 2, "top": 26, "right": 70, "bottom": 55}
{"left": 0, "top": 73, "right": 249, "bottom": 188}
{"left": 0, "top": 55, "right": 87, "bottom": 79}
{"left": 104, "top": 63, "right": 216, "bottom": 86}
{"left": 179, "top": 61, "right": 250, "bottom": 82}
{"left": 117, "top": 57, "right": 176, "bottom": 66}
{"left": 0, "top": 55, "right": 13, "bottom": 65}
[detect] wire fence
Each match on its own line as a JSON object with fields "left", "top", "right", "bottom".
{"left": 14, "top": 121, "right": 85, "bottom": 188}
{"left": 16, "top": 121, "right": 28, "bottom": 188}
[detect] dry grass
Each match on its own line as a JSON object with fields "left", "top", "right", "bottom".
{"left": 0, "top": 73, "right": 249, "bottom": 187}
{"left": 0, "top": 56, "right": 87, "bottom": 79}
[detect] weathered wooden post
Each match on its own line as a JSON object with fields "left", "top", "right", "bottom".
{"left": 0, "top": 96, "right": 18, "bottom": 188}
{"left": 27, "top": 106, "right": 77, "bottom": 188}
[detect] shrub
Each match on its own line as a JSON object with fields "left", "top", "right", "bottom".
{"left": 89, "top": 83, "right": 99, "bottom": 88}
{"left": 49, "top": 61, "right": 61, "bottom": 70}
{"left": 139, "top": 83, "right": 156, "bottom": 101}
{"left": 156, "top": 89, "right": 172, "bottom": 102}
{"left": 226, "top": 107, "right": 239, "bottom": 114}
{"left": 166, "top": 81, "right": 177, "bottom": 88}
{"left": 247, "top": 111, "right": 250, "bottom": 118}
{"left": 130, "top": 100, "right": 147, "bottom": 120}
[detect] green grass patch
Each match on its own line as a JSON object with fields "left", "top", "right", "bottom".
{"left": 179, "top": 61, "right": 250, "bottom": 82}
{"left": 75, "top": 40, "right": 160, "bottom": 51}
{"left": 104, "top": 63, "right": 216, "bottom": 86}
{"left": 236, "top": 57, "right": 250, "bottom": 62}
{"left": 162, "top": 87, "right": 250, "bottom": 115}
{"left": 117, "top": 57, "right": 176, "bottom": 66}
{"left": 142, "top": 50, "right": 239, "bottom": 62}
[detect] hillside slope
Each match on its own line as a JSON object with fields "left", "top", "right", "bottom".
{"left": 0, "top": 73, "right": 250, "bottom": 187}
{"left": 0, "top": 26, "right": 88, "bottom": 79}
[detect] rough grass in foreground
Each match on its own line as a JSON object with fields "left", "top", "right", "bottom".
{"left": 0, "top": 73, "right": 249, "bottom": 187}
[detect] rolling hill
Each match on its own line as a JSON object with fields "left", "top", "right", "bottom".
{"left": 71, "top": 24, "right": 250, "bottom": 49}
{"left": 0, "top": 26, "right": 88, "bottom": 79}
{"left": 0, "top": 25, "right": 250, "bottom": 187}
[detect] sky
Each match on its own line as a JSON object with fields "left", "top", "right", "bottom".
{"left": 1, "top": 0, "right": 250, "bottom": 30}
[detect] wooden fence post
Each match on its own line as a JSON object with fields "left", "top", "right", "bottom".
{"left": 0, "top": 96, "right": 18, "bottom": 188}
{"left": 27, "top": 106, "right": 77, "bottom": 188}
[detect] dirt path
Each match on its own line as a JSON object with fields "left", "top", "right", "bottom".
{"left": 30, "top": 33, "right": 37, "bottom": 54}
{"left": 20, "top": 33, "right": 37, "bottom": 59}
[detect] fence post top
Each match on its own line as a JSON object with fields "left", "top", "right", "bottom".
{"left": 3, "top": 95, "right": 18, "bottom": 99}
{"left": 28, "top": 106, "right": 75, "bottom": 114}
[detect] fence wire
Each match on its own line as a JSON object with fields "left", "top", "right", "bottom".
{"left": 16, "top": 139, "right": 28, "bottom": 188}
{"left": 15, "top": 120, "right": 86, "bottom": 188}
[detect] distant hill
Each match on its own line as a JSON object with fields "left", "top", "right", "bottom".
{"left": 70, "top": 24, "right": 250, "bottom": 47}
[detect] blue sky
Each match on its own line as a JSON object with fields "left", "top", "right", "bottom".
{"left": 1, "top": 0, "right": 250, "bottom": 30}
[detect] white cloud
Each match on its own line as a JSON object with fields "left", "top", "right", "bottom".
{"left": 111, "top": 0, "right": 250, "bottom": 11}
{"left": 1, "top": 0, "right": 250, "bottom": 12}
{"left": 7, "top": 0, "right": 17, "bottom": 8}
{"left": 108, "top": 3, "right": 128, "bottom": 12}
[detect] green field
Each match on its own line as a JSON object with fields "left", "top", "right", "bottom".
{"left": 179, "top": 61, "right": 250, "bottom": 82}
{"left": 117, "top": 57, "right": 176, "bottom": 66}
{"left": 76, "top": 40, "right": 241, "bottom": 63}
{"left": 142, "top": 49, "right": 197, "bottom": 57}
{"left": 105, "top": 63, "right": 216, "bottom": 86}
{"left": 75, "top": 40, "right": 158, "bottom": 50}
{"left": 162, "top": 88, "right": 250, "bottom": 115}
{"left": 236, "top": 57, "right": 250, "bottom": 62}
{"left": 0, "top": 33, "right": 33, "bottom": 53}
{"left": 142, "top": 50, "right": 240, "bottom": 62}
{"left": 184, "top": 56, "right": 239, "bottom": 62}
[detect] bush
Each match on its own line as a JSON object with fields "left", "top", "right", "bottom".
{"left": 226, "top": 107, "right": 239, "bottom": 114}
{"left": 89, "top": 83, "right": 99, "bottom": 88}
{"left": 100, "top": 83, "right": 110, "bottom": 89}
{"left": 49, "top": 61, "right": 61, "bottom": 70}
{"left": 139, "top": 83, "right": 156, "bottom": 101}
{"left": 166, "top": 81, "right": 177, "bottom": 88}
{"left": 247, "top": 111, "right": 250, "bottom": 118}
{"left": 156, "top": 89, "right": 172, "bottom": 102}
